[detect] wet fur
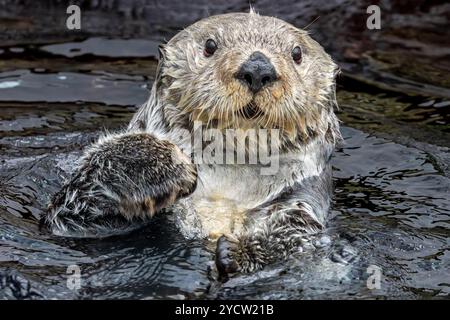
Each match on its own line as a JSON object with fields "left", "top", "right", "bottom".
{"left": 42, "top": 10, "right": 342, "bottom": 274}
{"left": 42, "top": 132, "right": 197, "bottom": 237}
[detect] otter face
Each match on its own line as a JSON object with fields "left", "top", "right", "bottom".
{"left": 157, "top": 11, "right": 338, "bottom": 142}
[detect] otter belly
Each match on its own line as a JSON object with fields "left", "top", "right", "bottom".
{"left": 177, "top": 141, "right": 326, "bottom": 240}
{"left": 192, "top": 196, "right": 246, "bottom": 240}
{"left": 187, "top": 162, "right": 296, "bottom": 239}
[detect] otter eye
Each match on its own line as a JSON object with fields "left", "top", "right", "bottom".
{"left": 292, "top": 46, "right": 302, "bottom": 64}
{"left": 204, "top": 39, "right": 217, "bottom": 57}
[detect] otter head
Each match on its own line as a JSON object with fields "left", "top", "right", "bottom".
{"left": 155, "top": 10, "right": 339, "bottom": 145}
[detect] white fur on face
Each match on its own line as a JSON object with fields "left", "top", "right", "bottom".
{"left": 155, "top": 12, "right": 339, "bottom": 148}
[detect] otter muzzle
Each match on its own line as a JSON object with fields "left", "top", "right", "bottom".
{"left": 236, "top": 51, "right": 277, "bottom": 93}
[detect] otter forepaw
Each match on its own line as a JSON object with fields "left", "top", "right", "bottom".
{"left": 215, "top": 235, "right": 241, "bottom": 280}
{"left": 42, "top": 132, "right": 197, "bottom": 236}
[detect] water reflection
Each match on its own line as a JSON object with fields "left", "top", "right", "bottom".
{"left": 0, "top": 33, "right": 449, "bottom": 299}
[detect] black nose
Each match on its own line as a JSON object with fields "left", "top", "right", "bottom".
{"left": 236, "top": 51, "right": 277, "bottom": 93}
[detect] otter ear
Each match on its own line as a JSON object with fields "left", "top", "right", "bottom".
{"left": 332, "top": 61, "right": 340, "bottom": 79}
{"left": 158, "top": 44, "right": 166, "bottom": 61}
{"left": 155, "top": 44, "right": 167, "bottom": 85}
{"left": 128, "top": 45, "right": 166, "bottom": 131}
{"left": 329, "top": 61, "right": 340, "bottom": 111}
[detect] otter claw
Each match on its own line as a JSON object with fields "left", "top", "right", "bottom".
{"left": 215, "top": 235, "right": 240, "bottom": 280}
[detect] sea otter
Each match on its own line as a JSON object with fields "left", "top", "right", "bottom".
{"left": 41, "top": 10, "right": 341, "bottom": 277}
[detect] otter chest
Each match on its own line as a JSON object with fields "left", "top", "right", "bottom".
{"left": 175, "top": 139, "right": 327, "bottom": 240}
{"left": 188, "top": 165, "right": 265, "bottom": 239}
{"left": 187, "top": 160, "right": 303, "bottom": 239}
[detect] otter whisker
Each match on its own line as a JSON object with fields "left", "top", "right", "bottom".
{"left": 303, "top": 15, "right": 320, "bottom": 30}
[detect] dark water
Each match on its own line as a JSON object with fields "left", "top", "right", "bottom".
{"left": 1, "top": 2, "right": 450, "bottom": 299}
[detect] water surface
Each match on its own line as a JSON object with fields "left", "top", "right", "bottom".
{"left": 0, "top": 5, "right": 449, "bottom": 299}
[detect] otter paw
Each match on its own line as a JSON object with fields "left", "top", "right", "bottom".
{"left": 42, "top": 132, "right": 198, "bottom": 236}
{"left": 215, "top": 235, "right": 241, "bottom": 280}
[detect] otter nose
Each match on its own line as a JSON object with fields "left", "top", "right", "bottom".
{"left": 236, "top": 51, "right": 277, "bottom": 93}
